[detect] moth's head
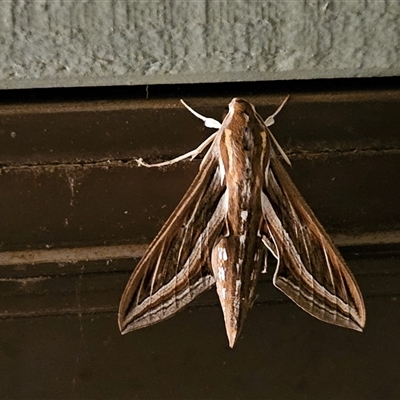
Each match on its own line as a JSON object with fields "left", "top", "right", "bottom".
{"left": 228, "top": 98, "right": 257, "bottom": 121}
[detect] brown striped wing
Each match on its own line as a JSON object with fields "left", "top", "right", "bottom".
{"left": 261, "top": 153, "right": 366, "bottom": 331}
{"left": 118, "top": 142, "right": 226, "bottom": 334}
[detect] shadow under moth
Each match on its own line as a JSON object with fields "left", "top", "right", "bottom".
{"left": 118, "top": 97, "right": 366, "bottom": 348}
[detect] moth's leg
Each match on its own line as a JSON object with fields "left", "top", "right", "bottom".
{"left": 262, "top": 252, "right": 268, "bottom": 274}
{"left": 136, "top": 132, "right": 218, "bottom": 168}
{"left": 260, "top": 192, "right": 280, "bottom": 263}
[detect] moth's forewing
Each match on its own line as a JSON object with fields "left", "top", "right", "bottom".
{"left": 118, "top": 142, "right": 226, "bottom": 333}
{"left": 261, "top": 152, "right": 365, "bottom": 331}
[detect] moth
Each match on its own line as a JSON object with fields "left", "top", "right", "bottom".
{"left": 118, "top": 97, "right": 366, "bottom": 348}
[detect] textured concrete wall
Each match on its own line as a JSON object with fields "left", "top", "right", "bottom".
{"left": 0, "top": 0, "right": 399, "bottom": 89}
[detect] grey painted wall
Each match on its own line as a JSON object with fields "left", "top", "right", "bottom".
{"left": 0, "top": 0, "right": 399, "bottom": 89}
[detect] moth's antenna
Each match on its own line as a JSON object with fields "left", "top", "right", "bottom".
{"left": 180, "top": 99, "right": 222, "bottom": 129}
{"left": 265, "top": 95, "right": 291, "bottom": 167}
{"left": 264, "top": 95, "right": 290, "bottom": 127}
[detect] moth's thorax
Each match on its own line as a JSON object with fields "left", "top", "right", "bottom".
{"left": 219, "top": 98, "right": 270, "bottom": 219}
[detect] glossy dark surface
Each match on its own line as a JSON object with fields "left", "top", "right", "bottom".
{"left": 0, "top": 79, "right": 399, "bottom": 399}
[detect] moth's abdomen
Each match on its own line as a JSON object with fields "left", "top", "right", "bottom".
{"left": 211, "top": 234, "right": 265, "bottom": 348}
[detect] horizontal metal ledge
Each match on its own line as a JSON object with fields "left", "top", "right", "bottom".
{"left": 0, "top": 230, "right": 399, "bottom": 268}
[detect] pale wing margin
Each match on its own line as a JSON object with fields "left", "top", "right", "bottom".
{"left": 119, "top": 140, "right": 226, "bottom": 334}
{"left": 261, "top": 153, "right": 366, "bottom": 331}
